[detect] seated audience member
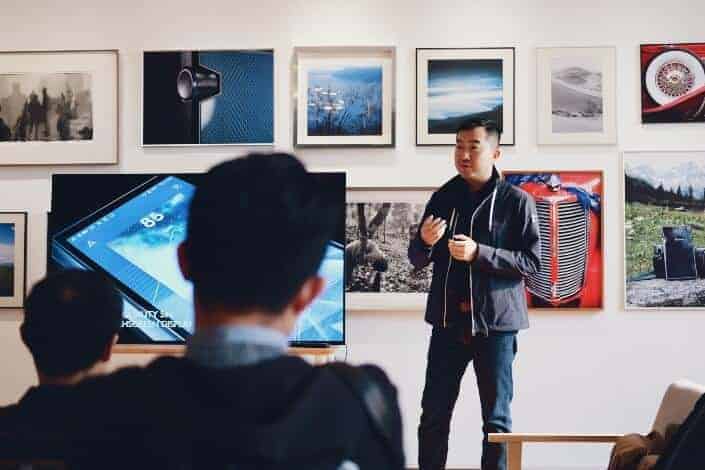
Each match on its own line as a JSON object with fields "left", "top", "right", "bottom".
{"left": 608, "top": 393, "right": 705, "bottom": 470}
{"left": 653, "top": 393, "right": 705, "bottom": 469}
{"left": 0, "top": 269, "right": 122, "bottom": 464}
{"left": 17, "top": 269, "right": 123, "bottom": 387}
{"left": 0, "top": 153, "right": 404, "bottom": 470}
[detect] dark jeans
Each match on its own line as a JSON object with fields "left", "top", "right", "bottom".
{"left": 418, "top": 327, "right": 517, "bottom": 470}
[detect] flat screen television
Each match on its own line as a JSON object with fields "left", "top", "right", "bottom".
{"left": 48, "top": 172, "right": 345, "bottom": 347}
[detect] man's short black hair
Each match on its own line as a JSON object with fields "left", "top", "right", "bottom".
{"left": 456, "top": 118, "right": 502, "bottom": 145}
{"left": 21, "top": 270, "right": 123, "bottom": 378}
{"left": 185, "top": 153, "right": 338, "bottom": 314}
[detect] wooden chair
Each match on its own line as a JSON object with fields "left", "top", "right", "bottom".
{"left": 488, "top": 379, "right": 705, "bottom": 470}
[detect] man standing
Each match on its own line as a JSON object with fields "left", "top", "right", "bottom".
{"left": 409, "top": 119, "right": 541, "bottom": 470}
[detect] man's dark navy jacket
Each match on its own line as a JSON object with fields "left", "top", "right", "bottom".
{"left": 409, "top": 168, "right": 541, "bottom": 334}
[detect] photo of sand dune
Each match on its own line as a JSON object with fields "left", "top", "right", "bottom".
{"left": 551, "top": 56, "right": 603, "bottom": 133}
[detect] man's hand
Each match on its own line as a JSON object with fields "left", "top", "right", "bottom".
{"left": 420, "top": 215, "right": 447, "bottom": 247}
{"left": 448, "top": 234, "right": 478, "bottom": 262}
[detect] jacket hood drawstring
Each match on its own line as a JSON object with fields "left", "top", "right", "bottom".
{"left": 488, "top": 187, "right": 498, "bottom": 233}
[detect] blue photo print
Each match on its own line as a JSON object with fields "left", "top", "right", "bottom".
{"left": 143, "top": 50, "right": 273, "bottom": 146}
{"left": 307, "top": 66, "right": 383, "bottom": 136}
{"left": 427, "top": 59, "right": 503, "bottom": 134}
{"left": 0, "top": 223, "right": 15, "bottom": 297}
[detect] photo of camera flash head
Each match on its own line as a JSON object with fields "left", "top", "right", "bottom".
{"left": 176, "top": 65, "right": 221, "bottom": 102}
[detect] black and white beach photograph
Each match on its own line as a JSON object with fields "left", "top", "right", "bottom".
{"left": 0, "top": 73, "right": 93, "bottom": 142}
{"left": 551, "top": 56, "right": 603, "bottom": 133}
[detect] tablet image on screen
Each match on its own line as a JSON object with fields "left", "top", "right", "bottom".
{"left": 49, "top": 173, "right": 345, "bottom": 346}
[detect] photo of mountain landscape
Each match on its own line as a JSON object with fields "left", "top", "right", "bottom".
{"left": 624, "top": 152, "right": 705, "bottom": 308}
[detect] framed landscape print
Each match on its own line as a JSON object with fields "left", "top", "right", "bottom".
{"left": 416, "top": 47, "right": 515, "bottom": 146}
{"left": 624, "top": 151, "right": 705, "bottom": 309}
{"left": 0, "top": 212, "right": 27, "bottom": 308}
{"left": 641, "top": 43, "right": 705, "bottom": 123}
{"left": 0, "top": 50, "right": 117, "bottom": 165}
{"left": 346, "top": 188, "right": 434, "bottom": 310}
{"left": 537, "top": 47, "right": 617, "bottom": 145}
{"left": 294, "top": 46, "right": 395, "bottom": 147}
{"left": 505, "top": 171, "right": 603, "bottom": 310}
{"left": 142, "top": 49, "right": 274, "bottom": 146}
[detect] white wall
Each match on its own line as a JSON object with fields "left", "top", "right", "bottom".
{"left": 1, "top": 0, "right": 705, "bottom": 467}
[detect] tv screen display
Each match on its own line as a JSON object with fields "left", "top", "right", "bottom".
{"left": 48, "top": 172, "right": 345, "bottom": 346}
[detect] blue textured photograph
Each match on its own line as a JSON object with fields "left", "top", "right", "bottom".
{"left": 142, "top": 50, "right": 273, "bottom": 146}
{"left": 307, "top": 66, "right": 383, "bottom": 136}
{"left": 0, "top": 223, "right": 15, "bottom": 297}
{"left": 427, "top": 59, "right": 503, "bottom": 134}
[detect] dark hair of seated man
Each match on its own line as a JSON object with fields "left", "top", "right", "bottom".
{"left": 178, "top": 152, "right": 339, "bottom": 328}
{"left": 21, "top": 269, "right": 123, "bottom": 385}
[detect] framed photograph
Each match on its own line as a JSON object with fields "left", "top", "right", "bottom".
{"left": 537, "top": 47, "right": 617, "bottom": 145}
{"left": 623, "top": 151, "right": 705, "bottom": 309}
{"left": 416, "top": 47, "right": 515, "bottom": 146}
{"left": 141, "top": 49, "right": 274, "bottom": 146}
{"left": 0, "top": 50, "right": 117, "bottom": 165}
{"left": 505, "top": 171, "right": 603, "bottom": 310}
{"left": 346, "top": 188, "right": 434, "bottom": 310}
{"left": 0, "top": 212, "right": 27, "bottom": 308}
{"left": 641, "top": 43, "right": 705, "bottom": 123}
{"left": 294, "top": 46, "right": 395, "bottom": 147}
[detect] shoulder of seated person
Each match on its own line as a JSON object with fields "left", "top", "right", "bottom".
{"left": 356, "top": 364, "right": 399, "bottom": 400}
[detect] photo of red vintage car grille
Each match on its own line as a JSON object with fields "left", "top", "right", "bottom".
{"left": 505, "top": 171, "right": 603, "bottom": 309}
{"left": 641, "top": 43, "right": 705, "bottom": 123}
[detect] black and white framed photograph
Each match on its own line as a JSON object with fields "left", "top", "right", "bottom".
{"left": 537, "top": 47, "right": 616, "bottom": 145}
{"left": 346, "top": 188, "right": 434, "bottom": 310}
{"left": 0, "top": 50, "right": 117, "bottom": 165}
{"left": 141, "top": 49, "right": 274, "bottom": 146}
{"left": 0, "top": 212, "right": 27, "bottom": 308}
{"left": 623, "top": 151, "right": 705, "bottom": 309}
{"left": 416, "top": 47, "right": 515, "bottom": 146}
{"left": 294, "top": 46, "right": 395, "bottom": 147}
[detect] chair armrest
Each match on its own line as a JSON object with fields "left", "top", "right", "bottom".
{"left": 488, "top": 433, "right": 623, "bottom": 470}
{"left": 488, "top": 433, "right": 623, "bottom": 444}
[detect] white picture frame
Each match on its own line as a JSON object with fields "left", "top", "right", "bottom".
{"left": 537, "top": 46, "right": 617, "bottom": 145}
{"left": 294, "top": 46, "right": 396, "bottom": 147}
{"left": 0, "top": 50, "right": 117, "bottom": 165}
{"left": 416, "top": 47, "right": 515, "bottom": 146}
{"left": 346, "top": 187, "right": 434, "bottom": 311}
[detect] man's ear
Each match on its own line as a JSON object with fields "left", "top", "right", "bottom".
{"left": 100, "top": 334, "right": 119, "bottom": 363}
{"left": 492, "top": 145, "right": 502, "bottom": 162}
{"left": 290, "top": 275, "right": 326, "bottom": 317}
{"left": 177, "top": 241, "right": 191, "bottom": 280}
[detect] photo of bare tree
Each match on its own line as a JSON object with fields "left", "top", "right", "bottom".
{"left": 346, "top": 202, "right": 431, "bottom": 293}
